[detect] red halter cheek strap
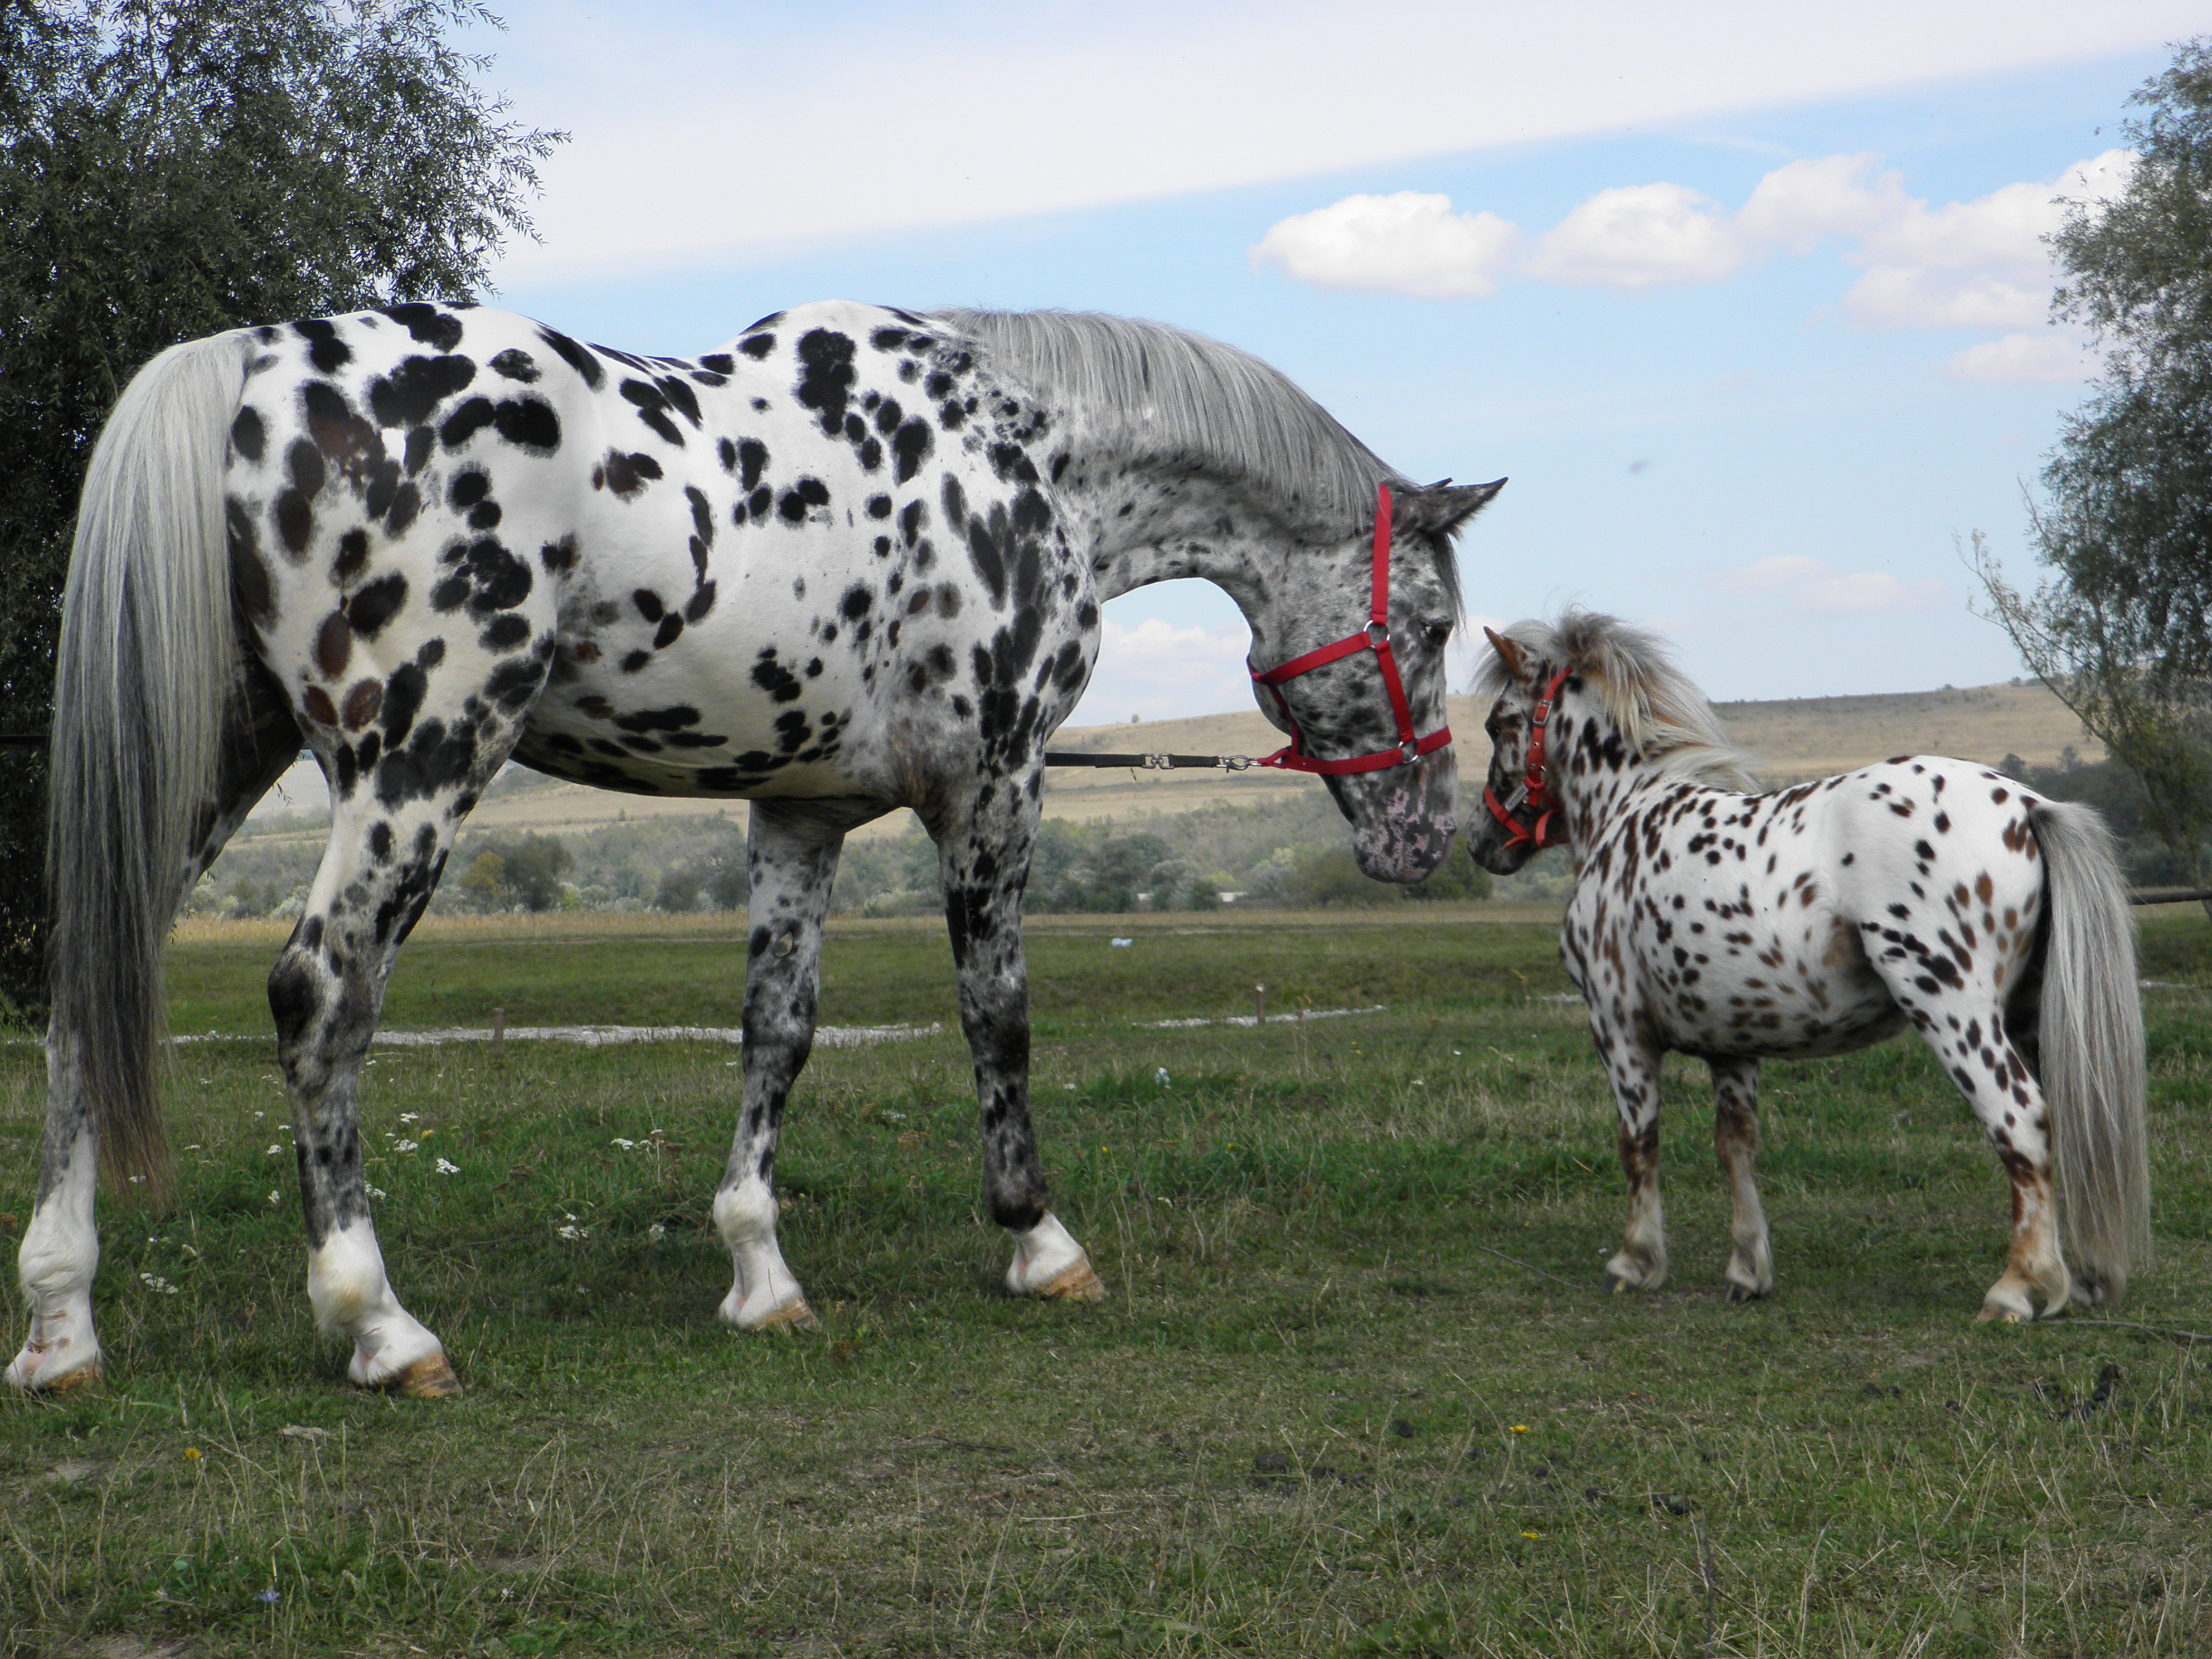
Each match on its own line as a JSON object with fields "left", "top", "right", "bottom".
{"left": 1483, "top": 664, "right": 1574, "bottom": 851}
{"left": 1246, "top": 483, "right": 1453, "bottom": 776}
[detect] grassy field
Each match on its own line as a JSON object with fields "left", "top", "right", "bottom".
{"left": 2, "top": 906, "right": 2209, "bottom": 1657}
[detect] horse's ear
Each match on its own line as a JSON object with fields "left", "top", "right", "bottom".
{"left": 1483, "top": 626, "right": 1530, "bottom": 685}
{"left": 1393, "top": 478, "right": 1506, "bottom": 540}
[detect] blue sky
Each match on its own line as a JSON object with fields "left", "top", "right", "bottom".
{"left": 459, "top": 1, "right": 2199, "bottom": 723}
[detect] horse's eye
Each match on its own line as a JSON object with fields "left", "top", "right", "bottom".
{"left": 1422, "top": 617, "right": 1452, "bottom": 649}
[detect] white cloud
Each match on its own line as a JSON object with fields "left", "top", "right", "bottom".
{"left": 1733, "top": 153, "right": 1909, "bottom": 252}
{"left": 1526, "top": 183, "right": 1745, "bottom": 289}
{"left": 1839, "top": 265, "right": 2052, "bottom": 329}
{"left": 1714, "top": 556, "right": 1947, "bottom": 614}
{"left": 1946, "top": 330, "right": 2099, "bottom": 383}
{"left": 1248, "top": 192, "right": 1520, "bottom": 298}
{"left": 487, "top": 2, "right": 2199, "bottom": 283}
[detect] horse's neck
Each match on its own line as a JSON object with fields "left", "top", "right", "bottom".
{"left": 1066, "top": 468, "right": 1274, "bottom": 612}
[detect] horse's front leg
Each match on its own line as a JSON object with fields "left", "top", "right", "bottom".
{"left": 938, "top": 806, "right": 1103, "bottom": 1303}
{"left": 1598, "top": 1031, "right": 1669, "bottom": 1292}
{"left": 1710, "top": 1056, "right": 1774, "bottom": 1301}
{"left": 714, "top": 803, "right": 840, "bottom": 1332}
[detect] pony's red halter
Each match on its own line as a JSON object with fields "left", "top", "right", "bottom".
{"left": 1247, "top": 484, "right": 1452, "bottom": 777}
{"left": 1483, "top": 664, "right": 1574, "bottom": 851}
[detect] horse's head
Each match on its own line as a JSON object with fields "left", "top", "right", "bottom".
{"left": 1464, "top": 624, "right": 1574, "bottom": 877}
{"left": 1245, "top": 481, "right": 1502, "bottom": 882}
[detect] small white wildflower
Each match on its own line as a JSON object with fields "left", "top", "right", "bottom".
{"left": 647, "top": 1223, "right": 666, "bottom": 1244}
{"left": 139, "top": 1273, "right": 180, "bottom": 1296}
{"left": 365, "top": 1185, "right": 387, "bottom": 1200}
{"left": 255, "top": 1111, "right": 265, "bottom": 1120}
{"left": 556, "top": 1223, "right": 589, "bottom": 1241}
{"left": 128, "top": 1175, "right": 145, "bottom": 1185}
{"left": 399, "top": 1112, "right": 419, "bottom": 1123}
{"left": 267, "top": 1190, "right": 280, "bottom": 1206}
{"left": 434, "top": 1158, "right": 459, "bottom": 1175}
{"left": 392, "top": 1139, "right": 419, "bottom": 1154}
{"left": 1153, "top": 1066, "right": 1171, "bottom": 1086}
{"left": 1411, "top": 1079, "right": 1427, "bottom": 1087}
{"left": 265, "top": 1143, "right": 283, "bottom": 1156}
{"left": 610, "top": 1137, "right": 637, "bottom": 1150}
{"left": 184, "top": 1144, "right": 202, "bottom": 1151}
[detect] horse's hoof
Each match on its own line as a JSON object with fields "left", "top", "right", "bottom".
{"left": 1975, "top": 1305, "right": 2029, "bottom": 1325}
{"left": 386, "top": 1352, "right": 462, "bottom": 1399}
{"left": 750, "top": 1299, "right": 823, "bottom": 1333}
{"left": 1032, "top": 1258, "right": 1107, "bottom": 1303}
{"left": 7, "top": 1357, "right": 103, "bottom": 1394}
{"left": 1723, "top": 1282, "right": 1767, "bottom": 1304}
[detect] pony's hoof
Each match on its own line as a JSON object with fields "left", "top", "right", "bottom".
{"left": 386, "top": 1352, "right": 462, "bottom": 1399}
{"left": 1031, "top": 1257, "right": 1107, "bottom": 1302}
{"left": 1975, "top": 1303, "right": 2030, "bottom": 1325}
{"left": 1724, "top": 1282, "right": 1769, "bottom": 1304}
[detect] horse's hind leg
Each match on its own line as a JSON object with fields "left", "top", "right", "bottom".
{"left": 714, "top": 802, "right": 839, "bottom": 1332}
{"left": 7, "top": 1039, "right": 101, "bottom": 1391}
{"left": 1710, "top": 1057, "right": 1774, "bottom": 1301}
{"left": 271, "top": 782, "right": 499, "bottom": 1395}
{"left": 10, "top": 664, "right": 301, "bottom": 1394}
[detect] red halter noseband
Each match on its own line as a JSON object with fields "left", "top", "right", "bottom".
{"left": 1483, "top": 664, "right": 1574, "bottom": 851}
{"left": 1247, "top": 484, "right": 1453, "bottom": 777}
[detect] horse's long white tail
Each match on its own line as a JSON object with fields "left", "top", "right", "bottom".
{"left": 2029, "top": 799, "right": 2152, "bottom": 1299}
{"left": 48, "top": 333, "right": 253, "bottom": 1188}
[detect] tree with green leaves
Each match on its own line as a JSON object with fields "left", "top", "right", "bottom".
{"left": 1975, "top": 38, "right": 2212, "bottom": 895}
{"left": 0, "top": 0, "right": 560, "bottom": 1018}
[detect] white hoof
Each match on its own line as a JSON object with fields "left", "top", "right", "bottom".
{"left": 1008, "top": 1212, "right": 1106, "bottom": 1301}
{"left": 6, "top": 1333, "right": 103, "bottom": 1394}
{"left": 718, "top": 1286, "right": 821, "bottom": 1332}
{"left": 1605, "top": 1249, "right": 1667, "bottom": 1292}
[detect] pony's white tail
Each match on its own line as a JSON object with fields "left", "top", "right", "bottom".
{"left": 48, "top": 333, "right": 253, "bottom": 1189}
{"left": 2029, "top": 799, "right": 2152, "bottom": 1301}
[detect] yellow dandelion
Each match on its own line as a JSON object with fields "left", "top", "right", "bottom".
{"left": 1510, "top": 1424, "right": 1529, "bottom": 1434}
{"left": 1521, "top": 1530, "right": 1540, "bottom": 1540}
{"left": 182, "top": 1447, "right": 201, "bottom": 1462}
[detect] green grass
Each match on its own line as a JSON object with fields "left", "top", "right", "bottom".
{"left": 3, "top": 908, "right": 2210, "bottom": 1657}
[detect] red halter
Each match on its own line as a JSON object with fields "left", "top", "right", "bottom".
{"left": 1247, "top": 483, "right": 1453, "bottom": 776}
{"left": 1483, "top": 664, "right": 1574, "bottom": 851}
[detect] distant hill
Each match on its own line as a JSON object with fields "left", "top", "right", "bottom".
{"left": 447, "top": 679, "right": 2099, "bottom": 841}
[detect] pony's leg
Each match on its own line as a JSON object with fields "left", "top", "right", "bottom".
{"left": 1599, "top": 1035, "right": 1669, "bottom": 1292}
{"left": 1710, "top": 1056, "right": 1774, "bottom": 1301}
{"left": 714, "top": 803, "right": 839, "bottom": 1331}
{"left": 6, "top": 1040, "right": 101, "bottom": 1391}
{"left": 10, "top": 670, "right": 300, "bottom": 1394}
{"left": 1870, "top": 969, "right": 2070, "bottom": 1320}
{"left": 937, "top": 804, "right": 1102, "bottom": 1302}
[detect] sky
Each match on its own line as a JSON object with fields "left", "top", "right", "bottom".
{"left": 449, "top": 0, "right": 2201, "bottom": 726}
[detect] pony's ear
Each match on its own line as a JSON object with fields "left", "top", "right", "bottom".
{"left": 1393, "top": 478, "right": 1506, "bottom": 540}
{"left": 1483, "top": 626, "right": 1530, "bottom": 685}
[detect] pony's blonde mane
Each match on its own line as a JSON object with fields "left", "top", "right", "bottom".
{"left": 1476, "top": 609, "right": 1758, "bottom": 788}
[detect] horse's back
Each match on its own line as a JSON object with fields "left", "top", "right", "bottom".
{"left": 221, "top": 302, "right": 1095, "bottom": 812}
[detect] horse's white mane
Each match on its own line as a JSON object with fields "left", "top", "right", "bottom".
{"left": 1476, "top": 609, "right": 1759, "bottom": 789}
{"left": 931, "top": 309, "right": 1462, "bottom": 612}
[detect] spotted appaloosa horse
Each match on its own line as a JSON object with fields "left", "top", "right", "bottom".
{"left": 11, "top": 303, "right": 1502, "bottom": 1396}
{"left": 1467, "top": 612, "right": 2151, "bottom": 1322}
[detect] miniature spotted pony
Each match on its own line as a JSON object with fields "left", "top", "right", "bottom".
{"left": 13, "top": 302, "right": 1502, "bottom": 1395}
{"left": 1467, "top": 611, "right": 2150, "bottom": 1321}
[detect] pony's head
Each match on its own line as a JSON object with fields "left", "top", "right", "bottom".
{"left": 1246, "top": 481, "right": 1504, "bottom": 881}
{"left": 1465, "top": 609, "right": 1754, "bottom": 875}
